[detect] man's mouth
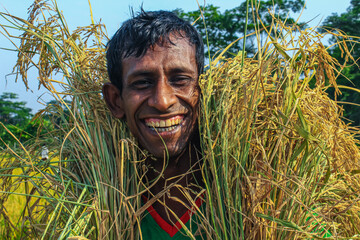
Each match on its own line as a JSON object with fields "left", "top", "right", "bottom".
{"left": 144, "top": 115, "right": 184, "bottom": 133}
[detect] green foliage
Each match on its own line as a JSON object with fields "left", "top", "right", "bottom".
{"left": 0, "top": 92, "right": 31, "bottom": 125}
{"left": 321, "top": 0, "right": 360, "bottom": 126}
{"left": 322, "top": 0, "right": 360, "bottom": 36}
{"left": 0, "top": 92, "right": 35, "bottom": 146}
{"left": 0, "top": 92, "right": 54, "bottom": 147}
{"left": 176, "top": 0, "right": 306, "bottom": 57}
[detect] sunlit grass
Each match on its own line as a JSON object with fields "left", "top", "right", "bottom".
{"left": 0, "top": 165, "right": 26, "bottom": 239}
{"left": 2, "top": 167, "right": 26, "bottom": 221}
{"left": 0, "top": 153, "right": 61, "bottom": 239}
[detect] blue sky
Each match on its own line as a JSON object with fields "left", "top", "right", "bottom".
{"left": 0, "top": 0, "right": 351, "bottom": 113}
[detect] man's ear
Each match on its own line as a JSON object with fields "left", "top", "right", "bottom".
{"left": 102, "top": 83, "right": 125, "bottom": 119}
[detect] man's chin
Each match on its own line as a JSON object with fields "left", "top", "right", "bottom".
{"left": 148, "top": 146, "right": 185, "bottom": 160}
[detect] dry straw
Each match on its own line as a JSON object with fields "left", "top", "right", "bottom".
{"left": 0, "top": 0, "right": 359, "bottom": 239}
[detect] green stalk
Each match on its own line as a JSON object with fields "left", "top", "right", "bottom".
{"left": 241, "top": 0, "right": 250, "bottom": 68}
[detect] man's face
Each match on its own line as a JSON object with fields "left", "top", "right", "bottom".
{"left": 105, "top": 36, "right": 200, "bottom": 158}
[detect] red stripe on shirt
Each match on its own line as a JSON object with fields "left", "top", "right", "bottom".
{"left": 143, "top": 195, "right": 203, "bottom": 237}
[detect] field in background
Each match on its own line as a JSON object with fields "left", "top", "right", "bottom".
{"left": 0, "top": 154, "right": 57, "bottom": 239}
{"left": 1, "top": 156, "right": 27, "bottom": 239}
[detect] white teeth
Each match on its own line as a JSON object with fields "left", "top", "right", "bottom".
{"left": 166, "top": 119, "right": 171, "bottom": 126}
{"left": 159, "top": 120, "right": 166, "bottom": 127}
{"left": 145, "top": 117, "right": 183, "bottom": 133}
{"left": 145, "top": 118, "right": 183, "bottom": 127}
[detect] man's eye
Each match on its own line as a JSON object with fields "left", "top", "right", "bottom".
{"left": 130, "top": 80, "right": 152, "bottom": 89}
{"left": 171, "top": 76, "right": 192, "bottom": 86}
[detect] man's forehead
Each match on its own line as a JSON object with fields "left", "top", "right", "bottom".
{"left": 124, "top": 34, "right": 193, "bottom": 58}
{"left": 122, "top": 42, "right": 197, "bottom": 80}
{"left": 123, "top": 36, "right": 195, "bottom": 65}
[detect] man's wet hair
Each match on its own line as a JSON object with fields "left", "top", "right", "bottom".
{"left": 106, "top": 9, "right": 204, "bottom": 93}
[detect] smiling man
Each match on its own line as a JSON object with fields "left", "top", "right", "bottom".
{"left": 103, "top": 10, "right": 205, "bottom": 239}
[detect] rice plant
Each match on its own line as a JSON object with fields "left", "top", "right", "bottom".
{"left": 0, "top": 0, "right": 359, "bottom": 239}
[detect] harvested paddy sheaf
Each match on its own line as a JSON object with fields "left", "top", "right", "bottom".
{"left": 199, "top": 52, "right": 360, "bottom": 238}
{"left": 0, "top": 0, "right": 359, "bottom": 239}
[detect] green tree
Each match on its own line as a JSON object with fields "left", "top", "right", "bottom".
{"left": 176, "top": 0, "right": 306, "bottom": 57}
{"left": 0, "top": 92, "right": 32, "bottom": 125}
{"left": 0, "top": 92, "right": 38, "bottom": 146}
{"left": 321, "top": 0, "right": 360, "bottom": 126}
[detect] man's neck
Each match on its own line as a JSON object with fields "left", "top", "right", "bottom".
{"left": 144, "top": 143, "right": 203, "bottom": 225}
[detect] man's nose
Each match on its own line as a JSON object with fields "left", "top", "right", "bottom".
{"left": 148, "top": 79, "right": 177, "bottom": 112}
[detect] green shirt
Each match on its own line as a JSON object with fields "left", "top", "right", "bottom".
{"left": 140, "top": 196, "right": 205, "bottom": 239}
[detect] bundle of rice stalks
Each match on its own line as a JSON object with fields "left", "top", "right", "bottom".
{"left": 0, "top": 0, "right": 359, "bottom": 239}
{"left": 199, "top": 54, "right": 360, "bottom": 239}
{"left": 1, "top": 1, "right": 143, "bottom": 239}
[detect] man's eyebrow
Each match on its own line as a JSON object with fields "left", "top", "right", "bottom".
{"left": 127, "top": 70, "right": 155, "bottom": 79}
{"left": 168, "top": 67, "right": 196, "bottom": 75}
{"left": 128, "top": 68, "right": 196, "bottom": 78}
